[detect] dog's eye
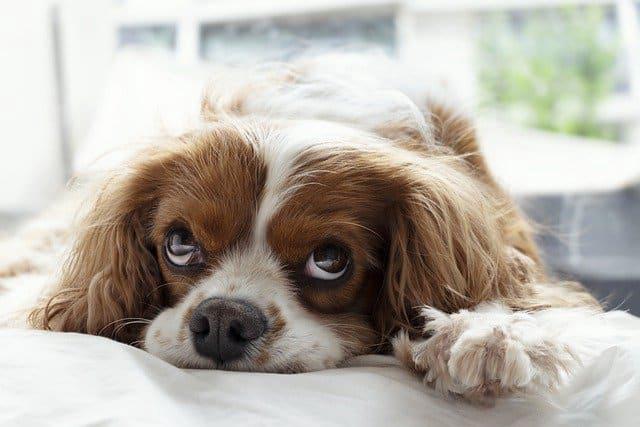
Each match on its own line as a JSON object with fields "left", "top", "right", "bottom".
{"left": 164, "top": 228, "right": 203, "bottom": 267}
{"left": 304, "top": 244, "right": 350, "bottom": 281}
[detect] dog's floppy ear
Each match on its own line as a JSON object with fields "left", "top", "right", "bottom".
{"left": 373, "top": 153, "right": 533, "bottom": 338}
{"left": 30, "top": 151, "right": 168, "bottom": 342}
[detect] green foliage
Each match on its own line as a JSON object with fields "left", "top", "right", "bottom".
{"left": 478, "top": 6, "right": 619, "bottom": 140}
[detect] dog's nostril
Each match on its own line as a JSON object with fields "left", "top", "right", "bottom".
{"left": 189, "top": 313, "right": 210, "bottom": 335}
{"left": 189, "top": 297, "right": 267, "bottom": 364}
{"left": 228, "top": 320, "right": 246, "bottom": 342}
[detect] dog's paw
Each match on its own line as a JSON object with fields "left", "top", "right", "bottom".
{"left": 393, "top": 303, "right": 579, "bottom": 403}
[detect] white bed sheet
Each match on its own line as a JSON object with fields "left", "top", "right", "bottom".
{"left": 2, "top": 311, "right": 640, "bottom": 427}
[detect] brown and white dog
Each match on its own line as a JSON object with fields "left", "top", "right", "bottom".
{"left": 1, "top": 55, "right": 600, "bottom": 403}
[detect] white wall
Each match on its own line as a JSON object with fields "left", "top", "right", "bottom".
{"left": 0, "top": 0, "right": 64, "bottom": 213}
{"left": 58, "top": 0, "right": 115, "bottom": 149}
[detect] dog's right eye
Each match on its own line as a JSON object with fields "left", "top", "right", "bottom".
{"left": 304, "top": 244, "right": 351, "bottom": 282}
{"left": 164, "top": 228, "right": 204, "bottom": 267}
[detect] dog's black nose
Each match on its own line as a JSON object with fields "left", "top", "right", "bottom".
{"left": 189, "top": 297, "right": 267, "bottom": 363}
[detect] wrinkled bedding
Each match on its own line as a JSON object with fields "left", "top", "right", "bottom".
{"left": 2, "top": 311, "right": 640, "bottom": 427}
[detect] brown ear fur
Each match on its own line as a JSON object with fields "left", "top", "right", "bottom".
{"left": 427, "top": 100, "right": 542, "bottom": 264}
{"left": 374, "top": 103, "right": 599, "bottom": 338}
{"left": 374, "top": 152, "right": 535, "bottom": 337}
{"left": 29, "top": 152, "right": 167, "bottom": 342}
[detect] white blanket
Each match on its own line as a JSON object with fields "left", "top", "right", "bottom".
{"left": 2, "top": 311, "right": 640, "bottom": 427}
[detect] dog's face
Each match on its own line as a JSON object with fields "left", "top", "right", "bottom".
{"left": 34, "top": 57, "right": 536, "bottom": 372}
{"left": 143, "top": 120, "right": 388, "bottom": 371}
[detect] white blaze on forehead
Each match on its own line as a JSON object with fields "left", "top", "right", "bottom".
{"left": 251, "top": 120, "right": 381, "bottom": 245}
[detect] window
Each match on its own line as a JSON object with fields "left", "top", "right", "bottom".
{"left": 476, "top": 6, "right": 624, "bottom": 141}
{"left": 200, "top": 13, "right": 395, "bottom": 63}
{"left": 118, "top": 25, "right": 176, "bottom": 50}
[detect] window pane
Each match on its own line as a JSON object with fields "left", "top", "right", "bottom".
{"left": 118, "top": 25, "right": 176, "bottom": 50}
{"left": 476, "top": 6, "right": 624, "bottom": 141}
{"left": 200, "top": 14, "right": 395, "bottom": 63}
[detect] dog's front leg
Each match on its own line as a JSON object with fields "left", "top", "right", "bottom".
{"left": 393, "top": 302, "right": 581, "bottom": 404}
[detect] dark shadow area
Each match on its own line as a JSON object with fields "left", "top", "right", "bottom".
{"left": 520, "top": 183, "right": 640, "bottom": 315}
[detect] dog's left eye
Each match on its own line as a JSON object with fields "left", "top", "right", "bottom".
{"left": 164, "top": 228, "right": 204, "bottom": 267}
{"left": 304, "top": 244, "right": 350, "bottom": 281}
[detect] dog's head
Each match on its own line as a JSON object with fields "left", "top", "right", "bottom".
{"left": 33, "top": 56, "right": 538, "bottom": 372}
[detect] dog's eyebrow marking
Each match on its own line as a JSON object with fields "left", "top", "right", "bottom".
{"left": 252, "top": 123, "right": 324, "bottom": 246}
{"left": 252, "top": 121, "right": 374, "bottom": 247}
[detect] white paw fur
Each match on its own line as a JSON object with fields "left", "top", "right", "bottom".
{"left": 393, "top": 302, "right": 581, "bottom": 402}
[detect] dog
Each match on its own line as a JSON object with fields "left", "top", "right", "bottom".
{"left": 1, "top": 55, "right": 600, "bottom": 403}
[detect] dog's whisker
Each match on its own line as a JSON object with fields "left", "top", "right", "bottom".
{"left": 97, "top": 317, "right": 151, "bottom": 335}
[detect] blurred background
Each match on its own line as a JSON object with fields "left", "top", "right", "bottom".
{"left": 1, "top": 0, "right": 639, "bottom": 312}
